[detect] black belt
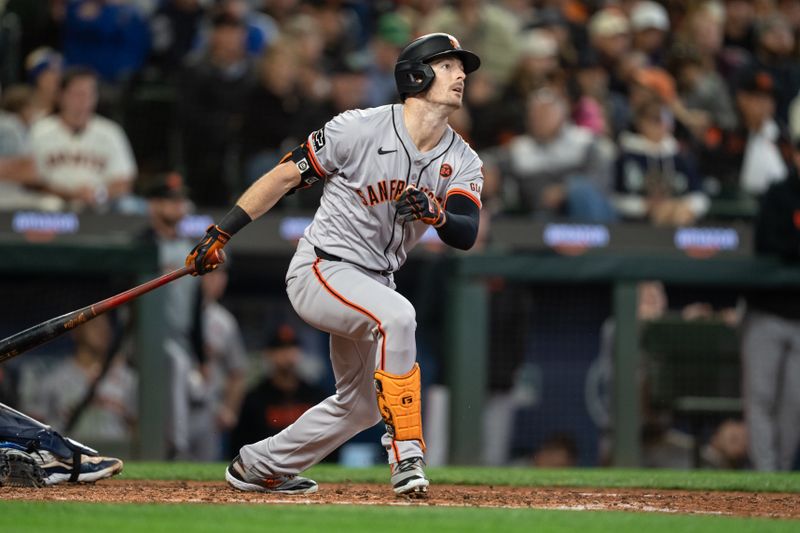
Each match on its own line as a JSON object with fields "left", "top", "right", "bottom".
{"left": 314, "top": 246, "right": 391, "bottom": 277}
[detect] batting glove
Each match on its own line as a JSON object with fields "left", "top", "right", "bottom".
{"left": 395, "top": 186, "right": 447, "bottom": 227}
{"left": 185, "top": 225, "right": 230, "bottom": 275}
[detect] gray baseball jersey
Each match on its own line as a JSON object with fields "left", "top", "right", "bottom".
{"left": 238, "top": 104, "right": 483, "bottom": 478}
{"left": 303, "top": 104, "right": 483, "bottom": 272}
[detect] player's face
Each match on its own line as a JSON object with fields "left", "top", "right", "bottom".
{"left": 425, "top": 56, "right": 466, "bottom": 109}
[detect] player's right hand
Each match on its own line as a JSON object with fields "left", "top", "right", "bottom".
{"left": 185, "top": 225, "right": 230, "bottom": 275}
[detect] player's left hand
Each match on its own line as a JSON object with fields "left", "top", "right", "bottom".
{"left": 395, "top": 185, "right": 446, "bottom": 227}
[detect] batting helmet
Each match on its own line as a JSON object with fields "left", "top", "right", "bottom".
{"left": 395, "top": 33, "right": 481, "bottom": 100}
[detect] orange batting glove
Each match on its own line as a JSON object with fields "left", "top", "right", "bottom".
{"left": 185, "top": 225, "right": 230, "bottom": 275}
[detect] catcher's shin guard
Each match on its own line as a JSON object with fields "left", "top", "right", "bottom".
{"left": 374, "top": 363, "right": 425, "bottom": 450}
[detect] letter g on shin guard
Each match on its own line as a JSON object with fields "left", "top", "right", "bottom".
{"left": 374, "top": 363, "right": 425, "bottom": 450}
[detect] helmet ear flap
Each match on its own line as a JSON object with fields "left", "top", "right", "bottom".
{"left": 395, "top": 62, "right": 435, "bottom": 100}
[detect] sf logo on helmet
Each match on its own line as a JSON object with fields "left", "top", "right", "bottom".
{"left": 448, "top": 35, "right": 461, "bottom": 49}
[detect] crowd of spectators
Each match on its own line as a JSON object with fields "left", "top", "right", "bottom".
{"left": 0, "top": 0, "right": 798, "bottom": 225}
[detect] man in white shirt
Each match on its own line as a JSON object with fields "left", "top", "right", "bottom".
{"left": 29, "top": 67, "right": 138, "bottom": 212}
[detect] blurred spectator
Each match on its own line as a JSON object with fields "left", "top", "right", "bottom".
{"left": 668, "top": 43, "right": 737, "bottom": 132}
{"left": 27, "top": 316, "right": 137, "bottom": 446}
{"left": 614, "top": 98, "right": 708, "bottom": 226}
{"left": 140, "top": 171, "right": 204, "bottom": 459}
{"left": 420, "top": 0, "right": 521, "bottom": 85}
{"left": 750, "top": 14, "right": 800, "bottom": 124}
{"left": 587, "top": 7, "right": 631, "bottom": 95}
{"left": 178, "top": 9, "right": 255, "bottom": 206}
{"left": 241, "top": 42, "right": 305, "bottom": 184}
{"left": 297, "top": 56, "right": 369, "bottom": 144}
{"left": 526, "top": 7, "right": 581, "bottom": 68}
{"left": 463, "top": 69, "right": 506, "bottom": 150}
{"left": 0, "top": 84, "right": 63, "bottom": 210}
{"left": 192, "top": 261, "right": 248, "bottom": 461}
{"left": 570, "top": 48, "right": 632, "bottom": 139}
{"left": 230, "top": 324, "right": 326, "bottom": 457}
{"left": 149, "top": 0, "right": 206, "bottom": 80}
{"left": 24, "top": 46, "right": 62, "bottom": 121}
{"left": 495, "top": 88, "right": 615, "bottom": 221}
{"left": 700, "top": 67, "right": 790, "bottom": 201}
{"left": 281, "top": 14, "right": 328, "bottom": 104}
{"left": 723, "top": 0, "right": 757, "bottom": 59}
{"left": 680, "top": 1, "right": 744, "bottom": 83}
{"left": 29, "top": 67, "right": 139, "bottom": 212}
{"left": 531, "top": 432, "right": 579, "bottom": 468}
{"left": 309, "top": 0, "right": 362, "bottom": 73}
{"left": 500, "top": 29, "right": 562, "bottom": 135}
{"left": 629, "top": 0, "right": 671, "bottom": 67}
{"left": 699, "top": 418, "right": 749, "bottom": 469}
{"left": 629, "top": 66, "right": 711, "bottom": 141}
{"left": 363, "top": 12, "right": 410, "bottom": 107}
{"left": 193, "top": 0, "right": 279, "bottom": 58}
{"left": 62, "top": 0, "right": 150, "bottom": 84}
{"left": 741, "top": 140, "right": 800, "bottom": 471}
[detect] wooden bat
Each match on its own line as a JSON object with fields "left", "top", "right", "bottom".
{"left": 0, "top": 251, "right": 224, "bottom": 364}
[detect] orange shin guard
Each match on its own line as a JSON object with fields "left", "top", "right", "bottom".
{"left": 374, "top": 363, "right": 425, "bottom": 450}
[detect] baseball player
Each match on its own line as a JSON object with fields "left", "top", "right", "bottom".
{"left": 186, "top": 33, "right": 483, "bottom": 497}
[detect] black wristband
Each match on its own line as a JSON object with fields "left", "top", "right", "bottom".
{"left": 217, "top": 205, "right": 252, "bottom": 236}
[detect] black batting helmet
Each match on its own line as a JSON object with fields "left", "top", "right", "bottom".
{"left": 394, "top": 33, "right": 481, "bottom": 100}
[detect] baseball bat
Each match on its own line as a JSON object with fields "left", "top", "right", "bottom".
{"left": 0, "top": 250, "right": 224, "bottom": 364}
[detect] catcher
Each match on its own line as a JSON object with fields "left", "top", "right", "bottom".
{"left": 0, "top": 402, "right": 123, "bottom": 487}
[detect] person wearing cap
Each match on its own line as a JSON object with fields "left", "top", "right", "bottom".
{"left": 699, "top": 67, "right": 791, "bottom": 202}
{"left": 24, "top": 47, "right": 62, "bottom": 122}
{"left": 230, "top": 324, "right": 326, "bottom": 457}
{"left": 185, "top": 32, "right": 484, "bottom": 496}
{"left": 629, "top": 0, "right": 670, "bottom": 66}
{"left": 501, "top": 29, "right": 563, "bottom": 134}
{"left": 751, "top": 14, "right": 800, "bottom": 125}
{"left": 141, "top": 171, "right": 205, "bottom": 459}
{"left": 741, "top": 137, "right": 800, "bottom": 471}
{"left": 587, "top": 7, "right": 632, "bottom": 94}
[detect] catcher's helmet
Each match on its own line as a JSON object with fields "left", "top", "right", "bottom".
{"left": 395, "top": 33, "right": 481, "bottom": 100}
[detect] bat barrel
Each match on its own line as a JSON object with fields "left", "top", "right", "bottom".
{"left": 0, "top": 309, "right": 89, "bottom": 363}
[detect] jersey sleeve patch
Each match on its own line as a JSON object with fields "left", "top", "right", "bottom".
{"left": 311, "top": 128, "right": 326, "bottom": 152}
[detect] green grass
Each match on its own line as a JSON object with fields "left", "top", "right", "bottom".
{"left": 0, "top": 502, "right": 797, "bottom": 533}
{"left": 123, "top": 462, "right": 800, "bottom": 493}
{"left": 2, "top": 464, "right": 798, "bottom": 532}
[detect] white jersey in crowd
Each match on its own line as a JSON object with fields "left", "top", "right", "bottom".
{"left": 303, "top": 104, "right": 483, "bottom": 273}
{"left": 29, "top": 114, "right": 137, "bottom": 194}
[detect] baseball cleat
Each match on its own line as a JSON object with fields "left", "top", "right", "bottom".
{"left": 31, "top": 450, "right": 123, "bottom": 485}
{"left": 225, "top": 455, "right": 318, "bottom": 495}
{"left": 390, "top": 456, "right": 429, "bottom": 497}
{"left": 0, "top": 447, "right": 46, "bottom": 488}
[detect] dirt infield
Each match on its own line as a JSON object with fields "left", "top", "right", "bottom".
{"left": 2, "top": 480, "right": 799, "bottom": 518}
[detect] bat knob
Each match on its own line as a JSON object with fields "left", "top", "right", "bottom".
{"left": 211, "top": 249, "right": 227, "bottom": 266}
